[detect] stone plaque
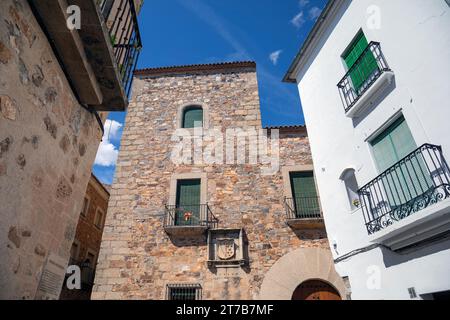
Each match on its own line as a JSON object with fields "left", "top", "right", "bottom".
{"left": 35, "top": 253, "right": 67, "bottom": 300}
{"left": 207, "top": 229, "right": 247, "bottom": 268}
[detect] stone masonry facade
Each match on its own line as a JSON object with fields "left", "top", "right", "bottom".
{"left": 60, "top": 174, "right": 110, "bottom": 300}
{"left": 92, "top": 63, "right": 331, "bottom": 300}
{"left": 0, "top": 0, "right": 104, "bottom": 299}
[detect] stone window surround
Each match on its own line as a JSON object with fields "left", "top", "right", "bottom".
{"left": 81, "top": 195, "right": 90, "bottom": 218}
{"left": 94, "top": 207, "right": 105, "bottom": 229}
{"left": 168, "top": 172, "right": 208, "bottom": 206}
{"left": 281, "top": 164, "right": 320, "bottom": 199}
{"left": 176, "top": 102, "right": 210, "bottom": 131}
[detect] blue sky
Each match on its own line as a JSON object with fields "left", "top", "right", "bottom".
{"left": 93, "top": 0, "right": 328, "bottom": 184}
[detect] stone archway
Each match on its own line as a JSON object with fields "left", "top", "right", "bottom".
{"left": 259, "top": 247, "right": 346, "bottom": 300}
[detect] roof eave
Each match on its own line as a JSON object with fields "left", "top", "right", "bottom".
{"left": 283, "top": 0, "right": 343, "bottom": 84}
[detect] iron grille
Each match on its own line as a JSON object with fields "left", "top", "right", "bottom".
{"left": 166, "top": 284, "right": 202, "bottom": 301}
{"left": 99, "top": 0, "right": 142, "bottom": 97}
{"left": 284, "top": 197, "right": 323, "bottom": 220}
{"left": 164, "top": 204, "right": 219, "bottom": 229}
{"left": 337, "top": 42, "right": 391, "bottom": 113}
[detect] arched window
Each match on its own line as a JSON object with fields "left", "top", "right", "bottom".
{"left": 182, "top": 105, "right": 203, "bottom": 128}
{"left": 340, "top": 168, "right": 359, "bottom": 210}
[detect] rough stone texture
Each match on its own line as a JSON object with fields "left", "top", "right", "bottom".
{"left": 93, "top": 67, "right": 333, "bottom": 300}
{"left": 0, "top": 0, "right": 103, "bottom": 300}
{"left": 60, "top": 174, "right": 110, "bottom": 300}
{"left": 0, "top": 95, "right": 18, "bottom": 120}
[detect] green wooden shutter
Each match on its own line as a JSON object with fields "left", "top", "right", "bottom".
{"left": 175, "top": 179, "right": 201, "bottom": 225}
{"left": 290, "top": 172, "right": 320, "bottom": 218}
{"left": 371, "top": 117, "right": 432, "bottom": 208}
{"left": 343, "top": 32, "right": 378, "bottom": 92}
{"left": 183, "top": 107, "right": 203, "bottom": 128}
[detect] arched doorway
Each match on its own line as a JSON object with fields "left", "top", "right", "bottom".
{"left": 292, "top": 280, "right": 341, "bottom": 300}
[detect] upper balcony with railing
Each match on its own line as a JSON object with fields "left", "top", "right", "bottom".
{"left": 284, "top": 196, "right": 324, "bottom": 229}
{"left": 358, "top": 144, "right": 450, "bottom": 250}
{"left": 99, "top": 0, "right": 142, "bottom": 97}
{"left": 164, "top": 204, "right": 219, "bottom": 237}
{"left": 337, "top": 42, "right": 394, "bottom": 118}
{"left": 29, "top": 0, "right": 143, "bottom": 111}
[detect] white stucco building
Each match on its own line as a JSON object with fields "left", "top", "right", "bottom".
{"left": 284, "top": 0, "right": 450, "bottom": 300}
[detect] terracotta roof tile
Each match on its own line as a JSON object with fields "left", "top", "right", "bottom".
{"left": 134, "top": 61, "right": 257, "bottom": 77}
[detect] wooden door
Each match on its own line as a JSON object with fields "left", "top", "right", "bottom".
{"left": 292, "top": 280, "right": 341, "bottom": 301}
{"left": 175, "top": 179, "right": 201, "bottom": 226}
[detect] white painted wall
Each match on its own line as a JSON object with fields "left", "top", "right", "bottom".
{"left": 293, "top": 0, "right": 450, "bottom": 299}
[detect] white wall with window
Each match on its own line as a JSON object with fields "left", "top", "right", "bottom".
{"left": 285, "top": 0, "right": 450, "bottom": 299}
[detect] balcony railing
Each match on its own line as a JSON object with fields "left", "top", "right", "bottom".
{"left": 99, "top": 0, "right": 142, "bottom": 96}
{"left": 359, "top": 144, "right": 450, "bottom": 235}
{"left": 164, "top": 204, "right": 219, "bottom": 229}
{"left": 284, "top": 197, "right": 323, "bottom": 220}
{"left": 337, "top": 42, "right": 391, "bottom": 114}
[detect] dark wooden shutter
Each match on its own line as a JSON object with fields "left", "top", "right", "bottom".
{"left": 371, "top": 116, "right": 432, "bottom": 207}
{"left": 343, "top": 32, "right": 378, "bottom": 92}
{"left": 175, "top": 179, "right": 201, "bottom": 225}
{"left": 290, "top": 172, "right": 320, "bottom": 218}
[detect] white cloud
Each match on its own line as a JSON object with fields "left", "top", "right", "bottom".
{"left": 309, "top": 6, "right": 322, "bottom": 20}
{"left": 269, "top": 50, "right": 283, "bottom": 65}
{"left": 299, "top": 0, "right": 309, "bottom": 7}
{"left": 104, "top": 119, "right": 123, "bottom": 141}
{"left": 291, "top": 11, "right": 305, "bottom": 28}
{"left": 94, "top": 120, "right": 123, "bottom": 167}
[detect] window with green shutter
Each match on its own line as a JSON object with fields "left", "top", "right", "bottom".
{"left": 370, "top": 116, "right": 433, "bottom": 207}
{"left": 343, "top": 31, "right": 379, "bottom": 92}
{"left": 182, "top": 105, "right": 203, "bottom": 128}
{"left": 289, "top": 171, "right": 320, "bottom": 218}
{"left": 175, "top": 179, "right": 201, "bottom": 226}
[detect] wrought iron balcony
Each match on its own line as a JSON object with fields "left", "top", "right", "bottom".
{"left": 29, "top": 0, "right": 143, "bottom": 111}
{"left": 359, "top": 144, "right": 450, "bottom": 235}
{"left": 284, "top": 197, "right": 324, "bottom": 229}
{"left": 337, "top": 42, "right": 393, "bottom": 116}
{"left": 100, "top": 0, "right": 142, "bottom": 97}
{"left": 164, "top": 204, "right": 218, "bottom": 236}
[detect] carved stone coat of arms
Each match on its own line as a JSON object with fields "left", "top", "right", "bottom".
{"left": 216, "top": 238, "right": 235, "bottom": 260}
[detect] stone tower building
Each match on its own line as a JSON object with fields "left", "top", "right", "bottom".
{"left": 93, "top": 62, "right": 347, "bottom": 300}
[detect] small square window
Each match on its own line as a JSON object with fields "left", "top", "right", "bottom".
{"left": 166, "top": 284, "right": 202, "bottom": 301}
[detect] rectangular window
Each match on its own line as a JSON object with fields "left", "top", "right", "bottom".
{"left": 371, "top": 116, "right": 417, "bottom": 172}
{"left": 70, "top": 242, "right": 79, "bottom": 262}
{"left": 289, "top": 171, "right": 321, "bottom": 218}
{"left": 166, "top": 284, "right": 202, "bottom": 301}
{"left": 175, "top": 179, "right": 201, "bottom": 226}
{"left": 81, "top": 197, "right": 89, "bottom": 217}
{"left": 94, "top": 209, "right": 104, "bottom": 229}
{"left": 343, "top": 31, "right": 379, "bottom": 92}
{"left": 370, "top": 116, "right": 432, "bottom": 206}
